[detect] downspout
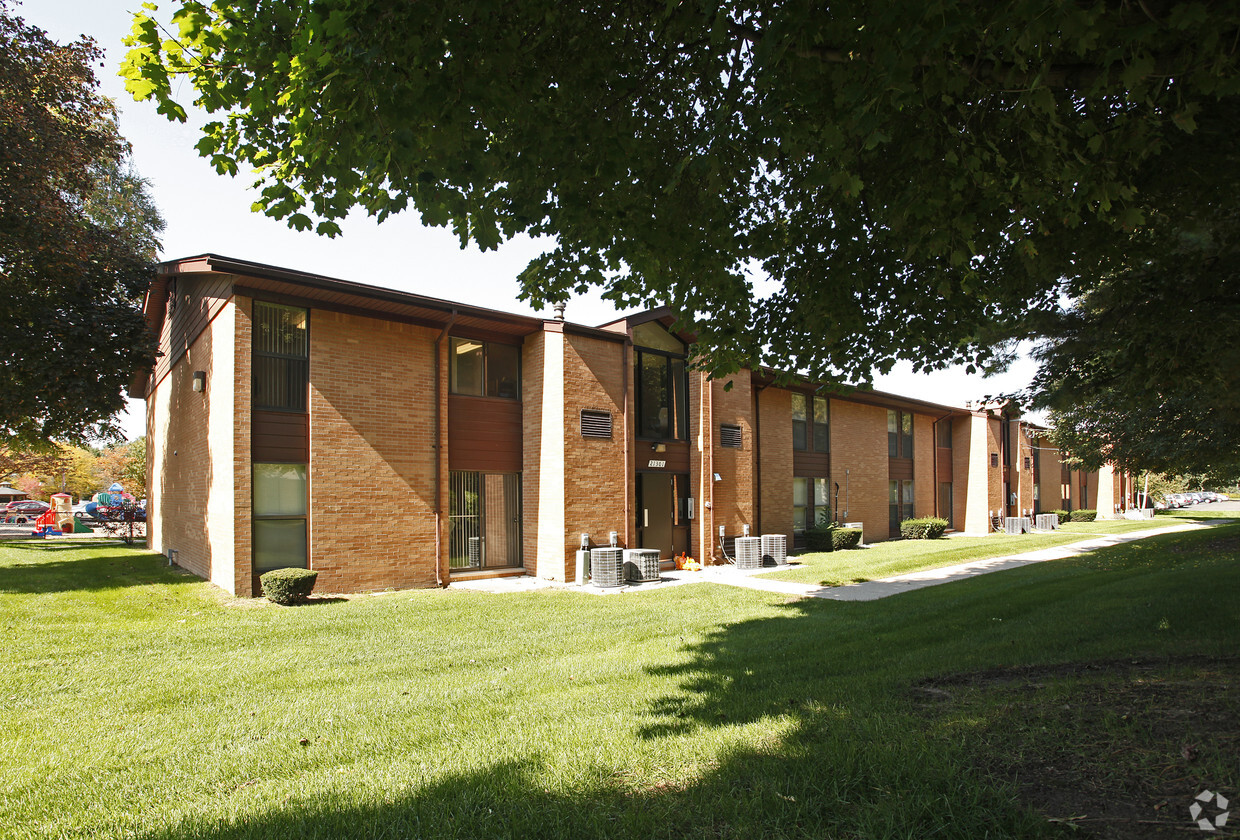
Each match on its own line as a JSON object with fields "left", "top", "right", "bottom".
{"left": 753, "top": 382, "right": 766, "bottom": 533}
{"left": 433, "top": 309, "right": 457, "bottom": 587}
{"left": 623, "top": 339, "right": 631, "bottom": 548}
{"left": 698, "top": 370, "right": 708, "bottom": 562}
{"left": 707, "top": 374, "right": 715, "bottom": 562}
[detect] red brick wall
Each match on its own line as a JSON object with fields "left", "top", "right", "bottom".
{"left": 830, "top": 399, "right": 890, "bottom": 543}
{"left": 232, "top": 297, "right": 252, "bottom": 596}
{"left": 307, "top": 310, "right": 440, "bottom": 593}
{"left": 709, "top": 375, "right": 755, "bottom": 540}
{"left": 522, "top": 331, "right": 546, "bottom": 574}
{"left": 561, "top": 332, "right": 628, "bottom": 579}
{"left": 913, "top": 412, "right": 935, "bottom": 522}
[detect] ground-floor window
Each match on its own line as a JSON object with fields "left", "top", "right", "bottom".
{"left": 889, "top": 479, "right": 913, "bottom": 537}
{"left": 793, "top": 477, "right": 830, "bottom": 548}
{"left": 253, "top": 463, "right": 308, "bottom": 574}
{"left": 449, "top": 471, "right": 522, "bottom": 569}
{"left": 938, "top": 482, "right": 953, "bottom": 529}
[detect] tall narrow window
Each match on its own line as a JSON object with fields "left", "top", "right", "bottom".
{"left": 937, "top": 418, "right": 953, "bottom": 448}
{"left": 252, "top": 463, "right": 308, "bottom": 573}
{"left": 450, "top": 338, "right": 520, "bottom": 399}
{"left": 633, "top": 324, "right": 689, "bottom": 441}
{"left": 813, "top": 396, "right": 829, "bottom": 452}
{"left": 889, "top": 479, "right": 914, "bottom": 536}
{"left": 888, "top": 410, "right": 914, "bottom": 458}
{"left": 253, "top": 302, "right": 308, "bottom": 411}
{"left": 791, "top": 394, "right": 807, "bottom": 450}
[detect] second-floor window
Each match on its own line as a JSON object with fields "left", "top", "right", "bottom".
{"left": 450, "top": 338, "right": 520, "bottom": 399}
{"left": 633, "top": 323, "right": 688, "bottom": 441}
{"left": 792, "top": 393, "right": 829, "bottom": 451}
{"left": 253, "top": 302, "right": 308, "bottom": 412}
{"left": 888, "top": 409, "right": 913, "bottom": 458}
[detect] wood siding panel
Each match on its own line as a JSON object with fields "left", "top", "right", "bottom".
{"left": 252, "top": 410, "right": 308, "bottom": 463}
{"left": 156, "top": 274, "right": 234, "bottom": 386}
{"left": 449, "top": 395, "right": 522, "bottom": 473}
{"left": 889, "top": 458, "right": 913, "bottom": 481}
{"left": 792, "top": 450, "right": 830, "bottom": 477}
{"left": 636, "top": 440, "right": 690, "bottom": 474}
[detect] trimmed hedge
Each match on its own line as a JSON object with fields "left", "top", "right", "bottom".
{"left": 805, "top": 525, "right": 836, "bottom": 552}
{"left": 899, "top": 517, "right": 949, "bottom": 540}
{"left": 832, "top": 528, "right": 862, "bottom": 550}
{"left": 1047, "top": 509, "right": 1070, "bottom": 524}
{"left": 261, "top": 567, "right": 319, "bottom": 605}
{"left": 1069, "top": 509, "right": 1097, "bottom": 522}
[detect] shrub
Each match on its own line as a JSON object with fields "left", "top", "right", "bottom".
{"left": 804, "top": 524, "right": 836, "bottom": 552}
{"left": 1047, "top": 509, "right": 1070, "bottom": 524}
{"left": 261, "top": 567, "right": 319, "bottom": 605}
{"left": 832, "top": 528, "right": 862, "bottom": 550}
{"left": 1070, "top": 509, "right": 1097, "bottom": 522}
{"left": 899, "top": 517, "right": 949, "bottom": 540}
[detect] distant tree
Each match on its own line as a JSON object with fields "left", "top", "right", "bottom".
{"left": 122, "top": 437, "right": 146, "bottom": 498}
{"left": 0, "top": 3, "right": 162, "bottom": 445}
{"left": 15, "top": 473, "right": 42, "bottom": 499}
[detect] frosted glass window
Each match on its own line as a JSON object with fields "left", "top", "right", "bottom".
{"left": 253, "top": 464, "right": 307, "bottom": 516}
{"left": 254, "top": 520, "right": 308, "bottom": 573}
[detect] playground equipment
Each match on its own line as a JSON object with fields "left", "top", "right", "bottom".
{"left": 32, "top": 493, "right": 92, "bottom": 536}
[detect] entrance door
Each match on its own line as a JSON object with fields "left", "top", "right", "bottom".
{"left": 637, "top": 473, "right": 690, "bottom": 558}
{"left": 449, "top": 471, "right": 521, "bottom": 569}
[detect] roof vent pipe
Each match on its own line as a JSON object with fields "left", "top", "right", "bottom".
{"left": 553, "top": 301, "right": 566, "bottom": 320}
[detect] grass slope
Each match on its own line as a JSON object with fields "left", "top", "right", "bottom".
{"left": 1, "top": 523, "right": 1236, "bottom": 839}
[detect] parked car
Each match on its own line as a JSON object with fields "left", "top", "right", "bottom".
{"left": 4, "top": 500, "right": 49, "bottom": 523}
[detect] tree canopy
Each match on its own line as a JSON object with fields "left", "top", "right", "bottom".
{"left": 0, "top": 3, "right": 162, "bottom": 445}
{"left": 122, "top": 1, "right": 1240, "bottom": 468}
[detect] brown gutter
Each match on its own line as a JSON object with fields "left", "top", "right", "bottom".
{"left": 433, "top": 309, "right": 457, "bottom": 586}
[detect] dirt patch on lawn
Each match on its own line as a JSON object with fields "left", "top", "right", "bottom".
{"left": 913, "top": 656, "right": 1239, "bottom": 838}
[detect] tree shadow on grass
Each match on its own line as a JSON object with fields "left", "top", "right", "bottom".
{"left": 0, "top": 543, "right": 195, "bottom": 594}
{"left": 118, "top": 525, "right": 1240, "bottom": 839}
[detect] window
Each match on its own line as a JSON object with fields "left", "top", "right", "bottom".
{"left": 889, "top": 479, "right": 913, "bottom": 536}
{"left": 937, "top": 418, "right": 953, "bottom": 448}
{"left": 888, "top": 410, "right": 913, "bottom": 458}
{"left": 792, "top": 393, "right": 829, "bottom": 451}
{"left": 252, "top": 463, "right": 308, "bottom": 573}
{"left": 450, "top": 338, "right": 520, "bottom": 398}
{"left": 793, "top": 477, "right": 831, "bottom": 535}
{"left": 791, "top": 394, "right": 807, "bottom": 450}
{"left": 634, "top": 326, "right": 688, "bottom": 441}
{"left": 813, "top": 396, "right": 829, "bottom": 452}
{"left": 253, "top": 302, "right": 308, "bottom": 411}
{"left": 938, "top": 482, "right": 953, "bottom": 529}
{"left": 720, "top": 423, "right": 742, "bottom": 448}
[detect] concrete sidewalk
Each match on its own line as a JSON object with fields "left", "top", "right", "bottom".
{"left": 448, "top": 520, "right": 1227, "bottom": 600}
{"left": 710, "top": 520, "right": 1221, "bottom": 602}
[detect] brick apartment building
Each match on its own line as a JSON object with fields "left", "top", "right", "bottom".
{"left": 137, "top": 255, "right": 1129, "bottom": 596}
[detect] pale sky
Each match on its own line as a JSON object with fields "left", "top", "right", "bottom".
{"left": 27, "top": 0, "right": 1044, "bottom": 440}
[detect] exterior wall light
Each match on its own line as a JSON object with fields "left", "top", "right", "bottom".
{"left": 192, "top": 371, "right": 206, "bottom": 392}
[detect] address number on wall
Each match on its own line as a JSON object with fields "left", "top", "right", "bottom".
{"left": 647, "top": 459, "right": 667, "bottom": 468}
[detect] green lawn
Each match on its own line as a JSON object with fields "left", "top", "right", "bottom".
{"left": 763, "top": 518, "right": 1185, "bottom": 587}
{"left": 2, "top": 525, "right": 1237, "bottom": 839}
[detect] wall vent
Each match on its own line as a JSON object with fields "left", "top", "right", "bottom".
{"left": 719, "top": 423, "right": 742, "bottom": 448}
{"left": 580, "top": 409, "right": 613, "bottom": 439}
